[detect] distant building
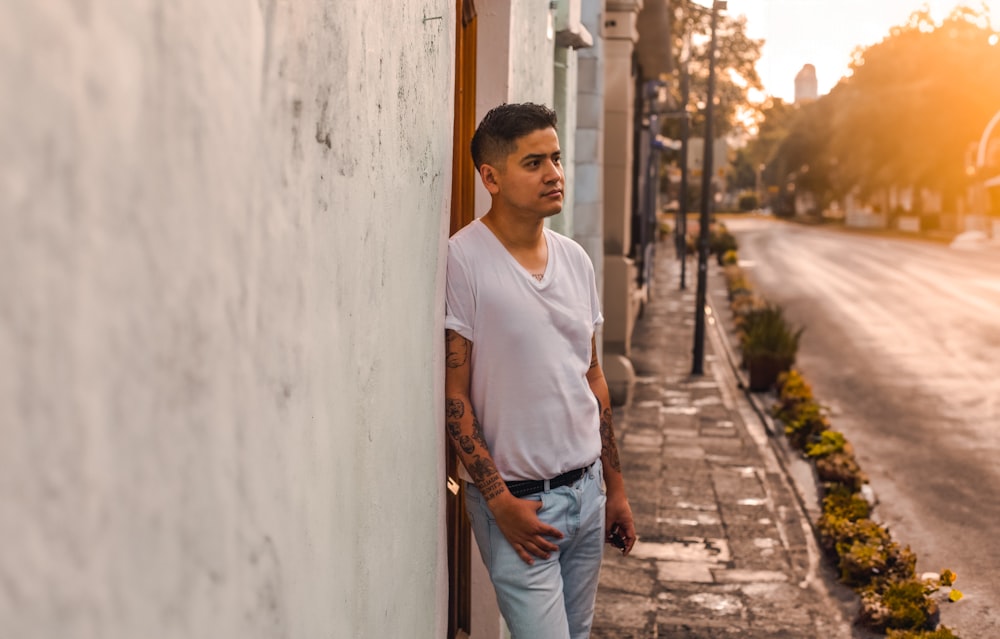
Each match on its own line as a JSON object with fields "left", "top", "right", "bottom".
{"left": 795, "top": 64, "right": 818, "bottom": 103}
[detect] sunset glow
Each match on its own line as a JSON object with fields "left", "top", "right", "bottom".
{"left": 736, "top": 0, "right": 1000, "bottom": 102}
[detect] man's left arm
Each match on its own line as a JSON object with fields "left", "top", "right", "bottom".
{"left": 587, "top": 334, "right": 637, "bottom": 555}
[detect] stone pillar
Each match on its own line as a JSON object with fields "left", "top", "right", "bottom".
{"left": 552, "top": 0, "right": 594, "bottom": 238}
{"left": 573, "top": 0, "right": 606, "bottom": 293}
{"left": 601, "top": 1, "right": 641, "bottom": 403}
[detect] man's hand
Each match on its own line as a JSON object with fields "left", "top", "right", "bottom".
{"left": 489, "top": 493, "right": 564, "bottom": 565}
{"left": 605, "top": 493, "right": 637, "bottom": 556}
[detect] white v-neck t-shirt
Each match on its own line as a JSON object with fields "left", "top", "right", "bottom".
{"left": 445, "top": 219, "right": 604, "bottom": 481}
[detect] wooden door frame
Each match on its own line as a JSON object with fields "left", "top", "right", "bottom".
{"left": 447, "top": 1, "right": 477, "bottom": 637}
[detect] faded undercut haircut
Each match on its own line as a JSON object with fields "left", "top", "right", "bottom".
{"left": 470, "top": 102, "right": 558, "bottom": 170}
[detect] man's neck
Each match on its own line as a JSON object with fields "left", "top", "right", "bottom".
{"left": 481, "top": 209, "right": 545, "bottom": 250}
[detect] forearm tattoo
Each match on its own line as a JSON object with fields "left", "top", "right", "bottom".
{"left": 468, "top": 455, "right": 504, "bottom": 501}
{"left": 595, "top": 393, "right": 622, "bottom": 472}
{"left": 445, "top": 398, "right": 505, "bottom": 500}
{"left": 446, "top": 398, "right": 475, "bottom": 454}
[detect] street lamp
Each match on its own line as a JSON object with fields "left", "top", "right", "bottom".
{"left": 691, "top": 0, "right": 725, "bottom": 377}
{"left": 676, "top": 10, "right": 692, "bottom": 290}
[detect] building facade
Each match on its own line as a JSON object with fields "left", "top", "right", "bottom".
{"left": 794, "top": 63, "right": 818, "bottom": 103}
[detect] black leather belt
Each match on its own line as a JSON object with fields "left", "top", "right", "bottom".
{"left": 505, "top": 463, "right": 594, "bottom": 498}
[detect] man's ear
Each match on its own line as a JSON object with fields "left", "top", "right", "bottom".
{"left": 479, "top": 163, "right": 501, "bottom": 195}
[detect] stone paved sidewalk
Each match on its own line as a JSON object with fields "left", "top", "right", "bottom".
{"left": 591, "top": 247, "right": 859, "bottom": 639}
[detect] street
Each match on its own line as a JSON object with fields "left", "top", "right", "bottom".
{"left": 725, "top": 216, "right": 1000, "bottom": 637}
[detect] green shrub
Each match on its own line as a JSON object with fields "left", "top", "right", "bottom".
{"left": 740, "top": 303, "right": 803, "bottom": 361}
{"left": 773, "top": 370, "right": 814, "bottom": 423}
{"left": 806, "top": 430, "right": 847, "bottom": 458}
{"left": 738, "top": 192, "right": 759, "bottom": 211}
{"left": 709, "top": 223, "right": 738, "bottom": 260}
{"left": 815, "top": 448, "right": 867, "bottom": 491}
{"left": 860, "top": 579, "right": 939, "bottom": 632}
{"left": 823, "top": 485, "right": 871, "bottom": 521}
{"left": 817, "top": 486, "right": 871, "bottom": 556}
{"left": 721, "top": 249, "right": 738, "bottom": 265}
{"left": 783, "top": 400, "right": 829, "bottom": 451}
{"left": 841, "top": 535, "right": 916, "bottom": 589}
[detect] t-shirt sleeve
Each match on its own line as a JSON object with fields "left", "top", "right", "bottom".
{"left": 444, "top": 242, "right": 476, "bottom": 341}
{"left": 589, "top": 265, "right": 604, "bottom": 328}
{"left": 579, "top": 245, "right": 604, "bottom": 328}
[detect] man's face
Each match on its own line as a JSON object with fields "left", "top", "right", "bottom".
{"left": 486, "top": 127, "right": 564, "bottom": 218}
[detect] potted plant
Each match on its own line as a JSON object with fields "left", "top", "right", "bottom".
{"left": 740, "top": 303, "right": 803, "bottom": 392}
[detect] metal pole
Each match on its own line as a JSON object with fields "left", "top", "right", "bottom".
{"left": 677, "top": 19, "right": 690, "bottom": 290}
{"left": 692, "top": 0, "right": 723, "bottom": 376}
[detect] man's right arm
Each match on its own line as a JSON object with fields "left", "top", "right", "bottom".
{"left": 444, "top": 329, "right": 507, "bottom": 500}
{"left": 444, "top": 329, "right": 563, "bottom": 564}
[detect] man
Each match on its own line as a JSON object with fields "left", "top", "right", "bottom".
{"left": 444, "top": 102, "right": 636, "bottom": 639}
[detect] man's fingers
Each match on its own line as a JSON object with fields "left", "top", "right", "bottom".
{"left": 523, "top": 541, "right": 552, "bottom": 560}
{"left": 514, "top": 545, "right": 535, "bottom": 565}
{"left": 623, "top": 535, "right": 637, "bottom": 556}
{"left": 538, "top": 523, "right": 564, "bottom": 540}
{"left": 534, "top": 534, "right": 560, "bottom": 553}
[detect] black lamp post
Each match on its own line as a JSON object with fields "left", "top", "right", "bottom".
{"left": 691, "top": 0, "right": 725, "bottom": 376}
{"left": 676, "top": 13, "right": 691, "bottom": 290}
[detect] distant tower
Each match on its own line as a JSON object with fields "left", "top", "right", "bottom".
{"left": 795, "top": 64, "right": 818, "bottom": 103}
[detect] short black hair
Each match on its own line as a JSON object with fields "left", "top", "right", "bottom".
{"left": 470, "top": 103, "right": 558, "bottom": 170}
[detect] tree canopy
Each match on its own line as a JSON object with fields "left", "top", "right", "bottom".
{"left": 751, "top": 5, "right": 1000, "bottom": 213}
{"left": 664, "top": 1, "right": 765, "bottom": 139}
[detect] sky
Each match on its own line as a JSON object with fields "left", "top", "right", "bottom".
{"left": 730, "top": 0, "right": 1000, "bottom": 102}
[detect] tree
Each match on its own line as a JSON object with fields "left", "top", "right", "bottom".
{"left": 661, "top": 2, "right": 765, "bottom": 213}
{"left": 663, "top": 1, "right": 765, "bottom": 139}
{"left": 763, "top": 4, "right": 1000, "bottom": 214}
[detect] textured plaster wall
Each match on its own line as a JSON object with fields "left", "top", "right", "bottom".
{"left": 1, "top": 2, "right": 452, "bottom": 638}
{"left": 474, "top": 0, "right": 558, "bottom": 219}
{"left": 508, "top": 0, "right": 556, "bottom": 105}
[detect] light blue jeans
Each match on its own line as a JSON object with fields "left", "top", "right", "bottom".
{"left": 465, "top": 460, "right": 606, "bottom": 639}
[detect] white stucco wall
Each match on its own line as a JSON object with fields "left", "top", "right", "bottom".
{"left": 1, "top": 2, "right": 452, "bottom": 638}
{"left": 474, "top": 0, "right": 558, "bottom": 219}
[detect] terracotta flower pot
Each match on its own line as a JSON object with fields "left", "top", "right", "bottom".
{"left": 746, "top": 354, "right": 793, "bottom": 392}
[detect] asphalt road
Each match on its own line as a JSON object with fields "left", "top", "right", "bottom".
{"left": 724, "top": 216, "right": 1000, "bottom": 637}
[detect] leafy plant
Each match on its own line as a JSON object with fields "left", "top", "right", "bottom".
{"left": 738, "top": 191, "right": 759, "bottom": 211}
{"left": 817, "top": 486, "right": 871, "bottom": 556}
{"left": 740, "top": 303, "right": 803, "bottom": 360}
{"left": 806, "top": 430, "right": 847, "bottom": 458}
{"left": 840, "top": 531, "right": 916, "bottom": 589}
{"left": 710, "top": 224, "right": 739, "bottom": 263}
{"left": 815, "top": 446, "right": 866, "bottom": 491}
{"left": 860, "top": 579, "right": 939, "bottom": 632}
{"left": 773, "top": 369, "right": 814, "bottom": 422}
{"left": 783, "top": 399, "right": 829, "bottom": 451}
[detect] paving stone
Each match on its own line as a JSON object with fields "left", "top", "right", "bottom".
{"left": 655, "top": 560, "right": 715, "bottom": 583}
{"left": 624, "top": 431, "right": 664, "bottom": 449}
{"left": 712, "top": 569, "right": 789, "bottom": 584}
{"left": 593, "top": 590, "right": 659, "bottom": 630}
{"left": 629, "top": 538, "right": 731, "bottom": 563}
{"left": 662, "top": 445, "right": 709, "bottom": 460}
{"left": 599, "top": 559, "right": 658, "bottom": 596}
